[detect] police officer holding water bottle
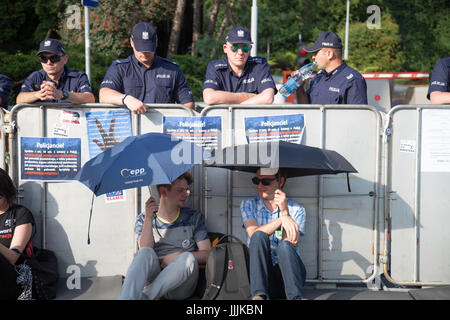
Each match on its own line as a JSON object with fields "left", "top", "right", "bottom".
{"left": 295, "top": 31, "right": 367, "bottom": 105}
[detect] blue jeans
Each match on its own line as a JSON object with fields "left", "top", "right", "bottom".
{"left": 249, "top": 231, "right": 306, "bottom": 300}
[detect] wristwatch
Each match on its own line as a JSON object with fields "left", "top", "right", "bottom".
{"left": 61, "top": 90, "right": 69, "bottom": 100}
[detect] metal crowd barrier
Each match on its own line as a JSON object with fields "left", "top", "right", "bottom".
{"left": 4, "top": 102, "right": 449, "bottom": 286}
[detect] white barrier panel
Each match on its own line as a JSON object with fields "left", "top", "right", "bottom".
{"left": 8, "top": 103, "right": 195, "bottom": 278}
{"left": 385, "top": 105, "right": 450, "bottom": 285}
{"left": 200, "top": 104, "right": 384, "bottom": 283}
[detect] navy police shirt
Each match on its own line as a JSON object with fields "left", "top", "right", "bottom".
{"left": 427, "top": 57, "right": 450, "bottom": 100}
{"left": 306, "top": 62, "right": 367, "bottom": 105}
{"left": 20, "top": 67, "right": 92, "bottom": 104}
{"left": 203, "top": 56, "right": 277, "bottom": 94}
{"left": 0, "top": 74, "right": 13, "bottom": 108}
{"left": 100, "top": 55, "right": 194, "bottom": 105}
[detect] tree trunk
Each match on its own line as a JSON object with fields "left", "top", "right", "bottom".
{"left": 210, "top": 15, "right": 228, "bottom": 58}
{"left": 224, "top": 0, "right": 236, "bottom": 27}
{"left": 191, "top": 0, "right": 202, "bottom": 56}
{"left": 207, "top": 0, "right": 221, "bottom": 35}
{"left": 168, "top": 0, "right": 187, "bottom": 55}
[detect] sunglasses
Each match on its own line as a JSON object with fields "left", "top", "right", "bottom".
{"left": 39, "top": 55, "right": 62, "bottom": 64}
{"left": 231, "top": 44, "right": 251, "bottom": 53}
{"left": 252, "top": 177, "right": 278, "bottom": 186}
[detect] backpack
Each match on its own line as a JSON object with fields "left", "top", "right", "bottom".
{"left": 202, "top": 234, "right": 251, "bottom": 300}
{"left": 24, "top": 244, "right": 59, "bottom": 300}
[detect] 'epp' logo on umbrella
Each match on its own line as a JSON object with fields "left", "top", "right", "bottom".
{"left": 120, "top": 168, "right": 146, "bottom": 178}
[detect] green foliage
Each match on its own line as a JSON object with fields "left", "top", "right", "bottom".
{"left": 0, "top": 51, "right": 41, "bottom": 105}
{"left": 0, "top": 0, "right": 63, "bottom": 53}
{"left": 194, "top": 35, "right": 225, "bottom": 61}
{"left": 170, "top": 54, "right": 209, "bottom": 101}
{"left": 63, "top": 45, "right": 115, "bottom": 98}
{"left": 59, "top": 0, "right": 177, "bottom": 58}
{"left": 268, "top": 51, "right": 298, "bottom": 75}
{"left": 1, "top": 0, "right": 450, "bottom": 107}
{"left": 385, "top": 0, "right": 450, "bottom": 73}
{"left": 338, "top": 11, "right": 405, "bottom": 72}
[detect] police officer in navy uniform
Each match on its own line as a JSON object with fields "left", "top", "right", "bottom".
{"left": 427, "top": 57, "right": 450, "bottom": 105}
{"left": 16, "top": 38, "right": 95, "bottom": 104}
{"left": 0, "top": 74, "right": 13, "bottom": 109}
{"left": 202, "top": 26, "right": 277, "bottom": 105}
{"left": 99, "top": 22, "right": 194, "bottom": 114}
{"left": 295, "top": 31, "right": 367, "bottom": 105}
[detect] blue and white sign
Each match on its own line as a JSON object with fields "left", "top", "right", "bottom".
{"left": 244, "top": 114, "right": 305, "bottom": 144}
{"left": 163, "top": 116, "right": 222, "bottom": 151}
{"left": 20, "top": 137, "right": 81, "bottom": 181}
{"left": 82, "top": 0, "right": 99, "bottom": 8}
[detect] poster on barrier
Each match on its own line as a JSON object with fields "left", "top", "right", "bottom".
{"left": 85, "top": 109, "right": 132, "bottom": 202}
{"left": 85, "top": 109, "right": 132, "bottom": 158}
{"left": 162, "top": 116, "right": 222, "bottom": 151}
{"left": 421, "top": 109, "right": 450, "bottom": 172}
{"left": 244, "top": 114, "right": 305, "bottom": 143}
{"left": 20, "top": 137, "right": 81, "bottom": 181}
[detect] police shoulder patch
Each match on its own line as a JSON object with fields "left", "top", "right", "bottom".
{"left": 214, "top": 62, "right": 228, "bottom": 70}
{"left": 248, "top": 56, "right": 265, "bottom": 64}
{"left": 114, "top": 58, "right": 130, "bottom": 64}
{"left": 160, "top": 57, "right": 179, "bottom": 66}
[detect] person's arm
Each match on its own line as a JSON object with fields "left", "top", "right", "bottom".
{"left": 99, "top": 87, "right": 148, "bottom": 114}
{"left": 203, "top": 88, "right": 256, "bottom": 105}
{"left": 173, "top": 69, "right": 195, "bottom": 109}
{"left": 345, "top": 78, "right": 368, "bottom": 105}
{"left": 0, "top": 75, "right": 13, "bottom": 108}
{"left": 184, "top": 101, "right": 195, "bottom": 109}
{"left": 138, "top": 197, "right": 159, "bottom": 249}
{"left": 16, "top": 90, "right": 46, "bottom": 104}
{"left": 241, "top": 88, "right": 275, "bottom": 105}
{"left": 192, "top": 238, "right": 211, "bottom": 265}
{"left": 41, "top": 81, "right": 94, "bottom": 103}
{"left": 430, "top": 91, "right": 450, "bottom": 105}
{"left": 242, "top": 190, "right": 299, "bottom": 245}
{"left": 0, "top": 223, "right": 33, "bottom": 264}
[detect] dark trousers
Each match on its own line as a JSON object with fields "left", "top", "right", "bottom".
{"left": 0, "top": 253, "right": 21, "bottom": 300}
{"left": 249, "top": 231, "right": 306, "bottom": 300}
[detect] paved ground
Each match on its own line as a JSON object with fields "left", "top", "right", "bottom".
{"left": 55, "top": 276, "right": 450, "bottom": 300}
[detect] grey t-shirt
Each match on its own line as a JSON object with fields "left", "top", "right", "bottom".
{"left": 134, "top": 207, "right": 208, "bottom": 257}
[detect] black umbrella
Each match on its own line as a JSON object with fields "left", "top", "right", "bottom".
{"left": 205, "top": 140, "right": 357, "bottom": 191}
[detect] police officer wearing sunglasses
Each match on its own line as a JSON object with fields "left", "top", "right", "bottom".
{"left": 16, "top": 38, "right": 95, "bottom": 104}
{"left": 241, "top": 167, "right": 307, "bottom": 300}
{"left": 202, "top": 27, "right": 277, "bottom": 105}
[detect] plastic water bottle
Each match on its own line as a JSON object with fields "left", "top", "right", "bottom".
{"left": 278, "top": 61, "right": 317, "bottom": 98}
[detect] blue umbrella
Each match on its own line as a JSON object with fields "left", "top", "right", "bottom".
{"left": 75, "top": 132, "right": 205, "bottom": 196}
{"left": 75, "top": 132, "right": 206, "bottom": 244}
